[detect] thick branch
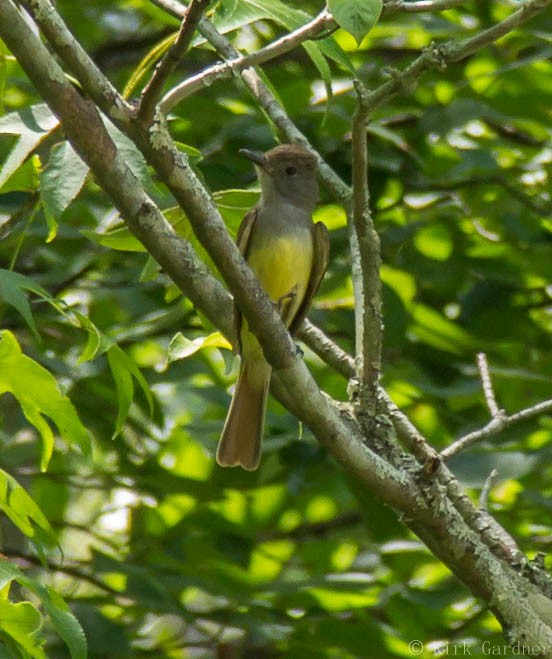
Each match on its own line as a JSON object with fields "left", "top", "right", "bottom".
{"left": 21, "top": 0, "right": 133, "bottom": 121}
{"left": 139, "top": 0, "right": 211, "bottom": 120}
{"left": 5, "top": 0, "right": 231, "bottom": 339}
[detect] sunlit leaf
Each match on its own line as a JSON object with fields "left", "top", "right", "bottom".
{"left": 0, "top": 154, "right": 39, "bottom": 193}
{"left": 0, "top": 468, "right": 55, "bottom": 553}
{"left": 0, "top": 104, "right": 59, "bottom": 188}
{"left": 0, "top": 330, "right": 92, "bottom": 470}
{"left": 107, "top": 344, "right": 154, "bottom": 438}
{"left": 123, "top": 32, "right": 176, "bottom": 98}
{"left": 81, "top": 225, "right": 146, "bottom": 252}
{"left": 168, "top": 331, "right": 232, "bottom": 363}
{"left": 328, "top": 0, "right": 382, "bottom": 45}
{"left": 0, "top": 600, "right": 45, "bottom": 658}
{"left": 0, "top": 559, "right": 87, "bottom": 659}
{"left": 0, "top": 268, "right": 49, "bottom": 338}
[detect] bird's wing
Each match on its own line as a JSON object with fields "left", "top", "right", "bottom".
{"left": 288, "top": 221, "right": 329, "bottom": 336}
{"left": 233, "top": 208, "right": 258, "bottom": 354}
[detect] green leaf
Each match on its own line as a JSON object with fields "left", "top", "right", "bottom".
{"left": 328, "top": 0, "right": 382, "bottom": 45}
{"left": 168, "top": 331, "right": 231, "bottom": 363}
{"left": 0, "top": 559, "right": 87, "bottom": 659}
{"left": 0, "top": 468, "right": 55, "bottom": 554}
{"left": 123, "top": 32, "right": 176, "bottom": 98}
{"left": 40, "top": 141, "right": 89, "bottom": 240}
{"left": 72, "top": 310, "right": 106, "bottom": 362}
{"left": 81, "top": 225, "right": 146, "bottom": 252}
{"left": 0, "top": 103, "right": 58, "bottom": 135}
{"left": 0, "top": 600, "right": 46, "bottom": 658}
{"left": 0, "top": 104, "right": 59, "bottom": 188}
{"left": 41, "top": 588, "right": 87, "bottom": 659}
{"left": 0, "top": 330, "right": 92, "bottom": 470}
{"left": 411, "top": 305, "right": 478, "bottom": 355}
{"left": 217, "top": 1, "right": 347, "bottom": 90}
{"left": 0, "top": 269, "right": 48, "bottom": 339}
{"left": 317, "top": 34, "right": 356, "bottom": 74}
{"left": 0, "top": 154, "right": 40, "bottom": 193}
{"left": 303, "top": 40, "right": 333, "bottom": 106}
{"left": 0, "top": 270, "right": 108, "bottom": 360}
{"left": 107, "top": 344, "right": 154, "bottom": 438}
{"left": 214, "top": 188, "right": 260, "bottom": 237}
{"left": 103, "top": 120, "right": 151, "bottom": 188}
{"left": 139, "top": 255, "right": 161, "bottom": 282}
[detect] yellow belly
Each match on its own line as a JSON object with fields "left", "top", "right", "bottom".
{"left": 241, "top": 233, "right": 313, "bottom": 363}
{"left": 247, "top": 234, "right": 313, "bottom": 317}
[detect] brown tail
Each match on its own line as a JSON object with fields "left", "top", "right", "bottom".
{"left": 216, "top": 359, "right": 270, "bottom": 471}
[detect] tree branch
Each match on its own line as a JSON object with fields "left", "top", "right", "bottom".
{"left": 160, "top": 9, "right": 334, "bottom": 112}
{"left": 6, "top": 550, "right": 120, "bottom": 596}
{"left": 350, "top": 81, "right": 383, "bottom": 409}
{"left": 364, "top": 0, "right": 552, "bottom": 114}
{"left": 299, "top": 320, "right": 354, "bottom": 380}
{"left": 414, "top": 174, "right": 552, "bottom": 217}
{"left": 139, "top": 0, "right": 211, "bottom": 120}
{"left": 441, "top": 398, "right": 552, "bottom": 460}
{"left": 149, "top": 0, "right": 188, "bottom": 18}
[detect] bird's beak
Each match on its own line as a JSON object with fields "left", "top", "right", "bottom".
{"left": 239, "top": 148, "right": 267, "bottom": 168}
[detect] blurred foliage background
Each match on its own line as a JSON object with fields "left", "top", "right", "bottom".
{"left": 1, "top": 0, "right": 552, "bottom": 656}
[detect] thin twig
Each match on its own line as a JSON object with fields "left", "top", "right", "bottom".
{"left": 299, "top": 320, "right": 355, "bottom": 379}
{"left": 160, "top": 10, "right": 334, "bottom": 112}
{"left": 6, "top": 550, "right": 120, "bottom": 596}
{"left": 477, "top": 352, "right": 501, "bottom": 418}
{"left": 139, "top": 0, "right": 211, "bottom": 120}
{"left": 382, "top": 390, "right": 440, "bottom": 465}
{"left": 479, "top": 468, "right": 499, "bottom": 511}
{"left": 441, "top": 398, "right": 552, "bottom": 460}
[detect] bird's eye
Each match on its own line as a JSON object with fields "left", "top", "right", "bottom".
{"left": 285, "top": 166, "right": 297, "bottom": 176}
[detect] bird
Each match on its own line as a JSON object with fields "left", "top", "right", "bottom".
{"left": 216, "top": 144, "right": 329, "bottom": 471}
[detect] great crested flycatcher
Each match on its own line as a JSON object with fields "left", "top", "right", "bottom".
{"left": 216, "top": 144, "right": 329, "bottom": 471}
